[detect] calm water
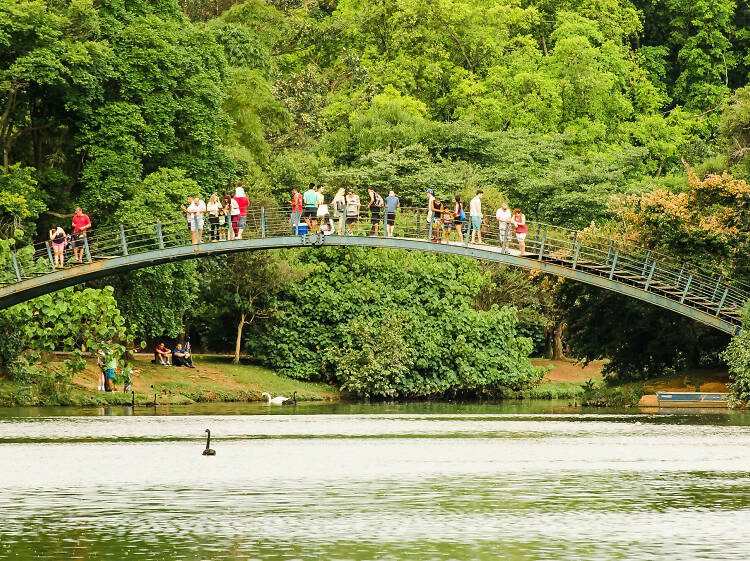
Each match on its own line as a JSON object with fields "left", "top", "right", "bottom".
{"left": 1, "top": 401, "right": 750, "bottom": 560}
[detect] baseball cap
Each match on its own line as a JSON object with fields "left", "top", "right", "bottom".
{"left": 426, "top": 189, "right": 434, "bottom": 194}
{"left": 75, "top": 207, "right": 82, "bottom": 213}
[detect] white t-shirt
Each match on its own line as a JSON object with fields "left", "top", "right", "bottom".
{"left": 427, "top": 194, "right": 435, "bottom": 220}
{"left": 207, "top": 201, "right": 221, "bottom": 215}
{"left": 496, "top": 207, "right": 511, "bottom": 226}
{"left": 469, "top": 196, "right": 482, "bottom": 217}
{"left": 187, "top": 200, "right": 205, "bottom": 220}
{"left": 317, "top": 203, "right": 329, "bottom": 217}
{"left": 230, "top": 199, "right": 240, "bottom": 216}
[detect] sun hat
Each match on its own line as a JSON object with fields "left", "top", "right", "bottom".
{"left": 426, "top": 189, "right": 434, "bottom": 194}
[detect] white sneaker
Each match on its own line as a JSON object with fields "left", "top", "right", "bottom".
{"left": 97, "top": 386, "right": 102, "bottom": 391}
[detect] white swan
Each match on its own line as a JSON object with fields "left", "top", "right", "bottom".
{"left": 262, "top": 392, "right": 290, "bottom": 405}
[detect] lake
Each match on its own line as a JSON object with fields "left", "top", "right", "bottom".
{"left": 1, "top": 401, "right": 750, "bottom": 560}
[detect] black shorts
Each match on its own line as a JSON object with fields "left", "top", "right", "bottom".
{"left": 370, "top": 206, "right": 381, "bottom": 222}
{"left": 346, "top": 216, "right": 358, "bottom": 225}
{"left": 386, "top": 212, "right": 396, "bottom": 226}
{"left": 304, "top": 208, "right": 317, "bottom": 219}
{"left": 71, "top": 233, "right": 84, "bottom": 248}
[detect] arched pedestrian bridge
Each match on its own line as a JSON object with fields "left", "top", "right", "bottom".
{"left": 0, "top": 207, "right": 746, "bottom": 335}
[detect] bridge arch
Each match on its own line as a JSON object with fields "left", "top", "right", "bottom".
{"left": 0, "top": 208, "right": 746, "bottom": 335}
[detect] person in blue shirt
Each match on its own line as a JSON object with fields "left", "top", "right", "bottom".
{"left": 172, "top": 344, "right": 195, "bottom": 368}
{"left": 384, "top": 190, "right": 400, "bottom": 237}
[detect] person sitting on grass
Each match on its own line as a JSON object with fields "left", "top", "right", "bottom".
{"left": 172, "top": 344, "right": 195, "bottom": 368}
{"left": 153, "top": 342, "right": 171, "bottom": 366}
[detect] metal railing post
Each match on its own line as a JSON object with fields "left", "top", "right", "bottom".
{"left": 609, "top": 249, "right": 619, "bottom": 279}
{"left": 10, "top": 252, "right": 22, "bottom": 281}
{"left": 644, "top": 261, "right": 656, "bottom": 290}
{"left": 641, "top": 251, "right": 651, "bottom": 277}
{"left": 680, "top": 275, "right": 693, "bottom": 304}
{"left": 119, "top": 225, "right": 128, "bottom": 256}
{"left": 572, "top": 239, "right": 582, "bottom": 269}
{"left": 716, "top": 288, "right": 729, "bottom": 316}
{"left": 533, "top": 224, "right": 541, "bottom": 252}
{"left": 417, "top": 209, "right": 421, "bottom": 238}
{"left": 83, "top": 234, "right": 92, "bottom": 263}
{"left": 570, "top": 231, "right": 577, "bottom": 254}
{"left": 155, "top": 220, "right": 165, "bottom": 249}
{"left": 537, "top": 230, "right": 547, "bottom": 261}
{"left": 45, "top": 241, "right": 55, "bottom": 271}
{"left": 677, "top": 263, "right": 685, "bottom": 287}
{"left": 605, "top": 240, "right": 614, "bottom": 264}
{"left": 261, "top": 208, "right": 266, "bottom": 238}
{"left": 428, "top": 219, "right": 433, "bottom": 242}
{"left": 711, "top": 276, "right": 723, "bottom": 301}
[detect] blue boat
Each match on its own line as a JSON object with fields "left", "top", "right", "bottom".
{"left": 656, "top": 392, "right": 728, "bottom": 408}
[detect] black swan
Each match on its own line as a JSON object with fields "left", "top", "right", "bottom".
{"left": 282, "top": 391, "right": 298, "bottom": 405}
{"left": 203, "top": 429, "right": 216, "bottom": 456}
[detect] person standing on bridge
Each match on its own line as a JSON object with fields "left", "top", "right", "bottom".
{"left": 185, "top": 195, "right": 205, "bottom": 244}
{"left": 367, "top": 186, "right": 384, "bottom": 236}
{"left": 512, "top": 207, "right": 528, "bottom": 253}
{"left": 49, "top": 225, "right": 67, "bottom": 268}
{"left": 225, "top": 194, "right": 238, "bottom": 240}
{"left": 290, "top": 187, "right": 303, "bottom": 234}
{"left": 303, "top": 183, "right": 319, "bottom": 234}
{"left": 345, "top": 189, "right": 360, "bottom": 235}
{"left": 469, "top": 190, "right": 484, "bottom": 244}
{"left": 71, "top": 207, "right": 91, "bottom": 263}
{"left": 207, "top": 194, "right": 221, "bottom": 242}
{"left": 332, "top": 188, "right": 346, "bottom": 235}
{"left": 385, "top": 190, "right": 399, "bottom": 237}
{"left": 234, "top": 183, "right": 249, "bottom": 239}
{"left": 496, "top": 202, "right": 512, "bottom": 249}
{"left": 425, "top": 189, "right": 435, "bottom": 227}
{"left": 453, "top": 195, "right": 465, "bottom": 243}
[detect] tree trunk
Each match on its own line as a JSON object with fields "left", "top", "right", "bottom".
{"left": 234, "top": 311, "right": 246, "bottom": 364}
{"left": 552, "top": 322, "right": 565, "bottom": 360}
{"left": 544, "top": 326, "right": 554, "bottom": 359}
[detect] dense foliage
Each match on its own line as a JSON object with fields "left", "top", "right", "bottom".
{"left": 3, "top": 0, "right": 750, "bottom": 393}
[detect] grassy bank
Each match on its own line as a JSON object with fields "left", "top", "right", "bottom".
{"left": 0, "top": 354, "right": 341, "bottom": 407}
{"left": 0, "top": 356, "right": 645, "bottom": 408}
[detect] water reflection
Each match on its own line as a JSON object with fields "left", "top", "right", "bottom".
{"left": 1, "top": 404, "right": 750, "bottom": 560}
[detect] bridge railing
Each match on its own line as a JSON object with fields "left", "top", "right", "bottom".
{"left": 0, "top": 205, "right": 747, "bottom": 325}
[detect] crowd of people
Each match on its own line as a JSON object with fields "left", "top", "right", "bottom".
{"left": 181, "top": 182, "right": 250, "bottom": 244}
{"left": 47, "top": 184, "right": 530, "bottom": 270}
{"left": 288, "top": 184, "right": 529, "bottom": 250}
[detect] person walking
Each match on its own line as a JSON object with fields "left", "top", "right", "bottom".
{"left": 207, "top": 194, "right": 221, "bottom": 241}
{"left": 332, "top": 188, "right": 346, "bottom": 235}
{"left": 469, "top": 190, "right": 484, "bottom": 244}
{"left": 367, "top": 186, "right": 384, "bottom": 236}
{"left": 302, "top": 182, "right": 319, "bottom": 234}
{"left": 512, "top": 207, "right": 528, "bottom": 253}
{"left": 49, "top": 225, "right": 67, "bottom": 268}
{"left": 453, "top": 195, "right": 465, "bottom": 243}
{"left": 290, "top": 187, "right": 303, "bottom": 234}
{"left": 384, "top": 190, "right": 399, "bottom": 237}
{"left": 345, "top": 189, "right": 360, "bottom": 235}
{"left": 71, "top": 207, "right": 91, "bottom": 263}
{"left": 234, "top": 183, "right": 249, "bottom": 239}
{"left": 496, "top": 202, "right": 512, "bottom": 248}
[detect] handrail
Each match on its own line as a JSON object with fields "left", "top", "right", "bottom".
{"left": 0, "top": 205, "right": 747, "bottom": 330}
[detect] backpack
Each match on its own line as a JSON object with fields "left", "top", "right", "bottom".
{"left": 373, "top": 192, "right": 385, "bottom": 207}
{"left": 458, "top": 203, "right": 466, "bottom": 221}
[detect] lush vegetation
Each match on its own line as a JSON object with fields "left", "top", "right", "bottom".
{"left": 2, "top": 0, "right": 750, "bottom": 400}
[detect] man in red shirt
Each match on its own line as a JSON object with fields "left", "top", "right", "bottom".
{"left": 290, "top": 188, "right": 303, "bottom": 234}
{"left": 71, "top": 207, "right": 91, "bottom": 263}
